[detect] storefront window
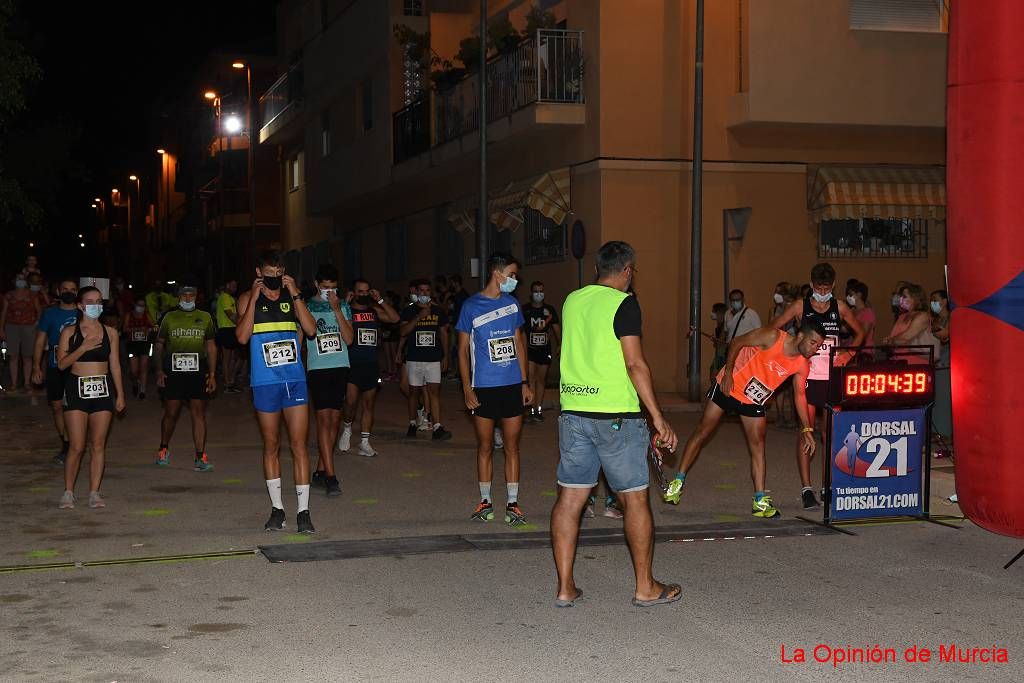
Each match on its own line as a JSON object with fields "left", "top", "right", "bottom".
{"left": 818, "top": 217, "right": 929, "bottom": 258}
{"left": 524, "top": 208, "right": 566, "bottom": 265}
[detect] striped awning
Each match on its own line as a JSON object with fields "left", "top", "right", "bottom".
{"left": 447, "top": 167, "right": 573, "bottom": 233}
{"left": 808, "top": 166, "right": 946, "bottom": 221}
{"left": 527, "top": 167, "right": 572, "bottom": 225}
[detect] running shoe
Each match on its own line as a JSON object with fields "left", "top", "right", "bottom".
{"left": 534, "top": 411, "right": 545, "bottom": 423}
{"left": 358, "top": 441, "right": 378, "bottom": 458}
{"left": 582, "top": 496, "right": 596, "bottom": 519}
{"left": 296, "top": 510, "right": 315, "bottom": 534}
{"left": 603, "top": 496, "right": 624, "bottom": 519}
{"left": 505, "top": 503, "right": 528, "bottom": 527}
{"left": 432, "top": 426, "right": 452, "bottom": 441}
{"left": 194, "top": 453, "right": 214, "bottom": 472}
{"left": 526, "top": 409, "right": 538, "bottom": 424}
{"left": 663, "top": 477, "right": 684, "bottom": 505}
{"left": 493, "top": 428, "right": 504, "bottom": 450}
{"left": 406, "top": 424, "right": 418, "bottom": 438}
{"left": 264, "top": 507, "right": 286, "bottom": 531}
{"left": 53, "top": 451, "right": 66, "bottom": 467}
{"left": 338, "top": 427, "right": 352, "bottom": 453}
{"left": 59, "top": 491, "right": 75, "bottom": 509}
{"left": 311, "top": 470, "right": 326, "bottom": 488}
{"left": 156, "top": 447, "right": 170, "bottom": 467}
{"left": 752, "top": 495, "right": 780, "bottom": 518}
{"left": 325, "top": 476, "right": 341, "bottom": 497}
{"left": 88, "top": 491, "right": 105, "bottom": 509}
{"left": 801, "top": 489, "right": 820, "bottom": 510}
{"left": 470, "top": 499, "right": 494, "bottom": 522}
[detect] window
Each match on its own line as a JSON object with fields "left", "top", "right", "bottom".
{"left": 818, "top": 217, "right": 930, "bottom": 259}
{"left": 849, "top": 0, "right": 945, "bottom": 33}
{"left": 488, "top": 221, "right": 513, "bottom": 256}
{"left": 361, "top": 77, "right": 373, "bottom": 131}
{"left": 343, "top": 231, "right": 363, "bottom": 282}
{"left": 403, "top": 0, "right": 423, "bottom": 17}
{"left": 524, "top": 208, "right": 566, "bottom": 265}
{"left": 385, "top": 222, "right": 407, "bottom": 281}
{"left": 289, "top": 156, "right": 301, "bottom": 191}
{"left": 321, "top": 109, "right": 331, "bottom": 157}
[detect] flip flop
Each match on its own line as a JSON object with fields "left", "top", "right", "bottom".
{"left": 632, "top": 583, "right": 682, "bottom": 607}
{"left": 555, "top": 588, "right": 583, "bottom": 608}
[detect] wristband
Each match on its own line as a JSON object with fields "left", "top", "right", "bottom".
{"left": 521, "top": 380, "right": 528, "bottom": 385}
{"left": 377, "top": 298, "right": 384, "bottom": 305}
{"left": 800, "top": 426, "right": 814, "bottom": 433}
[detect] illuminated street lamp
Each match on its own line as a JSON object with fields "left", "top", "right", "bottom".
{"left": 94, "top": 197, "right": 102, "bottom": 203}
{"left": 80, "top": 242, "right": 86, "bottom": 248}
{"left": 224, "top": 115, "right": 243, "bottom": 134}
{"left": 231, "top": 61, "right": 245, "bottom": 69}
{"left": 91, "top": 203, "right": 96, "bottom": 208}
{"left": 28, "top": 241, "right": 34, "bottom": 248}
{"left": 157, "top": 148, "right": 166, "bottom": 155}
{"left": 204, "top": 90, "right": 217, "bottom": 100}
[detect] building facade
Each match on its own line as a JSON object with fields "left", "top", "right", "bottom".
{"left": 260, "top": 0, "right": 948, "bottom": 392}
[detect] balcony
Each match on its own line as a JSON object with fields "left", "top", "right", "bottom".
{"left": 258, "top": 64, "right": 304, "bottom": 145}
{"left": 392, "top": 29, "right": 584, "bottom": 164}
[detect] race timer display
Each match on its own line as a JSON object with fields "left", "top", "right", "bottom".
{"left": 843, "top": 371, "right": 929, "bottom": 397}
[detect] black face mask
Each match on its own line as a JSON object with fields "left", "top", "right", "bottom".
{"left": 59, "top": 291, "right": 77, "bottom": 304}
{"left": 355, "top": 295, "right": 372, "bottom": 306}
{"left": 262, "top": 276, "right": 282, "bottom": 291}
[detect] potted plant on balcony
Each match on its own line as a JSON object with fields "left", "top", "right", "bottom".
{"left": 488, "top": 16, "right": 523, "bottom": 55}
{"left": 525, "top": 4, "right": 557, "bottom": 35}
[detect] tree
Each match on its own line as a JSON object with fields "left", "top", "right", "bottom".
{"left": 0, "top": 0, "right": 42, "bottom": 226}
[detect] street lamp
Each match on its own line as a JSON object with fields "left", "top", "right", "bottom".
{"left": 224, "top": 115, "right": 243, "bottom": 134}
{"left": 28, "top": 241, "right": 34, "bottom": 248}
{"left": 156, "top": 148, "right": 166, "bottom": 155}
{"left": 204, "top": 90, "right": 217, "bottom": 100}
{"left": 232, "top": 59, "right": 257, "bottom": 270}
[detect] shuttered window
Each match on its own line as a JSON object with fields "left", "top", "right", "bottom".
{"left": 849, "top": 0, "right": 944, "bottom": 33}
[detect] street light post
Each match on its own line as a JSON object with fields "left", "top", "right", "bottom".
{"left": 477, "top": 0, "right": 488, "bottom": 289}
{"left": 234, "top": 61, "right": 257, "bottom": 274}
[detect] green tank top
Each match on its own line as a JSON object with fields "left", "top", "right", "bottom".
{"left": 559, "top": 285, "right": 640, "bottom": 414}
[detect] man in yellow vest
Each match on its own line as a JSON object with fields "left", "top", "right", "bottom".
{"left": 551, "top": 240, "right": 681, "bottom": 608}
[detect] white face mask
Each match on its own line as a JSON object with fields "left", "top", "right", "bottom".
{"left": 29, "top": 284, "right": 41, "bottom": 292}
{"left": 134, "top": 304, "right": 145, "bottom": 314}
{"left": 416, "top": 295, "right": 431, "bottom": 305}
{"left": 811, "top": 291, "right": 833, "bottom": 303}
{"left": 730, "top": 300, "right": 743, "bottom": 311}
{"left": 179, "top": 301, "right": 196, "bottom": 312}
{"left": 15, "top": 279, "right": 27, "bottom": 289}
{"left": 930, "top": 301, "right": 943, "bottom": 314}
{"left": 773, "top": 292, "right": 784, "bottom": 304}
{"left": 319, "top": 288, "right": 336, "bottom": 301}
{"left": 709, "top": 312, "right": 717, "bottom": 321}
{"left": 532, "top": 292, "right": 545, "bottom": 303}
{"left": 846, "top": 295, "right": 857, "bottom": 306}
{"left": 891, "top": 294, "right": 901, "bottom": 307}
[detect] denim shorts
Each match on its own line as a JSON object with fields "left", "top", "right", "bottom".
{"left": 557, "top": 413, "right": 651, "bottom": 493}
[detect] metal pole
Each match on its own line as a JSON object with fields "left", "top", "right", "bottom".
{"left": 477, "top": 0, "right": 488, "bottom": 289}
{"left": 687, "top": 0, "right": 705, "bottom": 402}
{"left": 247, "top": 65, "right": 257, "bottom": 277}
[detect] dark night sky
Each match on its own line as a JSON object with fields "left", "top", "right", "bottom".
{"left": 6, "top": 0, "right": 278, "bottom": 274}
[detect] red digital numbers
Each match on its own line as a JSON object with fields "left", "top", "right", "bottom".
{"left": 844, "top": 371, "right": 929, "bottom": 397}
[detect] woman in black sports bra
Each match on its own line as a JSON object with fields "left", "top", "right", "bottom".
{"left": 55, "top": 286, "right": 126, "bottom": 510}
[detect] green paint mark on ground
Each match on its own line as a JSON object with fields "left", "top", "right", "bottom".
{"left": 28, "top": 486, "right": 49, "bottom": 493}
{"left": 140, "top": 508, "right": 173, "bottom": 517}
{"left": 718, "top": 462, "right": 737, "bottom": 469}
{"left": 283, "top": 534, "right": 313, "bottom": 543}
{"left": 25, "top": 550, "right": 60, "bottom": 559}
{"left": 221, "top": 478, "right": 243, "bottom": 485}
{"left": 713, "top": 484, "right": 736, "bottom": 491}
{"left": 401, "top": 472, "right": 421, "bottom": 479}
{"left": 353, "top": 498, "right": 378, "bottom": 505}
{"left": 713, "top": 514, "right": 741, "bottom": 522}
{"left": 539, "top": 490, "right": 557, "bottom": 497}
{"left": 512, "top": 523, "right": 540, "bottom": 532}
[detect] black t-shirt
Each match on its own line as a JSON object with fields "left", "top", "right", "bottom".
{"left": 524, "top": 303, "right": 560, "bottom": 350}
{"left": 613, "top": 295, "right": 642, "bottom": 338}
{"left": 399, "top": 304, "right": 448, "bottom": 362}
{"left": 349, "top": 306, "right": 380, "bottom": 364}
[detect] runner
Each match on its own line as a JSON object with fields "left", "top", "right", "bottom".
{"left": 32, "top": 279, "right": 79, "bottom": 464}
{"left": 122, "top": 294, "right": 155, "bottom": 399}
{"left": 145, "top": 280, "right": 177, "bottom": 326}
{"left": 56, "top": 286, "right": 126, "bottom": 509}
{"left": 338, "top": 278, "right": 399, "bottom": 458}
{"left": 305, "top": 264, "right": 354, "bottom": 496}
{"left": 1, "top": 272, "right": 43, "bottom": 391}
{"left": 400, "top": 278, "right": 452, "bottom": 441}
{"left": 770, "top": 262, "right": 862, "bottom": 509}
{"left": 663, "top": 322, "right": 826, "bottom": 518}
{"left": 523, "top": 280, "right": 560, "bottom": 424}
{"left": 215, "top": 278, "right": 243, "bottom": 393}
{"left": 236, "top": 252, "right": 319, "bottom": 533}
{"left": 153, "top": 285, "right": 218, "bottom": 472}
{"left": 456, "top": 252, "right": 532, "bottom": 526}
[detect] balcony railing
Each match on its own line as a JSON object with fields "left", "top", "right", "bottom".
{"left": 259, "top": 64, "right": 304, "bottom": 135}
{"left": 394, "top": 29, "right": 584, "bottom": 160}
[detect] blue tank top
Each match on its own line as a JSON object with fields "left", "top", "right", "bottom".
{"left": 249, "top": 290, "right": 306, "bottom": 386}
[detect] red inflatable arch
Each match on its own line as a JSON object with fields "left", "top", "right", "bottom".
{"left": 947, "top": 0, "right": 1024, "bottom": 538}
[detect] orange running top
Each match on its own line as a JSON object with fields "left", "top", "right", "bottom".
{"left": 716, "top": 330, "right": 809, "bottom": 405}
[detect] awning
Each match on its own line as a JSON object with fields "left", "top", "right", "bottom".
{"left": 808, "top": 166, "right": 946, "bottom": 221}
{"left": 447, "top": 168, "right": 572, "bottom": 233}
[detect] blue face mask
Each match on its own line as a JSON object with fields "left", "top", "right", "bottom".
{"left": 499, "top": 274, "right": 518, "bottom": 294}
{"left": 812, "top": 291, "right": 833, "bottom": 303}
{"left": 84, "top": 304, "right": 103, "bottom": 319}
{"left": 180, "top": 301, "right": 196, "bottom": 312}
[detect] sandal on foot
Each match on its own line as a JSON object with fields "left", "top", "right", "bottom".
{"left": 632, "top": 583, "right": 682, "bottom": 607}
{"left": 555, "top": 588, "right": 583, "bottom": 608}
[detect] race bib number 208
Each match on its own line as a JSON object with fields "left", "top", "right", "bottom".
{"left": 488, "top": 337, "right": 515, "bottom": 363}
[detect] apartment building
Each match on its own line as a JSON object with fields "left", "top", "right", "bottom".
{"left": 259, "top": 0, "right": 948, "bottom": 392}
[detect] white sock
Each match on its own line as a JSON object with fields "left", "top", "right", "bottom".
{"left": 266, "top": 478, "right": 283, "bottom": 509}
{"left": 296, "top": 485, "right": 310, "bottom": 513}
{"left": 433, "top": 422, "right": 442, "bottom": 431}
{"left": 342, "top": 422, "right": 352, "bottom": 433}
{"left": 479, "top": 482, "right": 491, "bottom": 502}
{"left": 507, "top": 482, "right": 519, "bottom": 504}
{"left": 361, "top": 432, "right": 370, "bottom": 443}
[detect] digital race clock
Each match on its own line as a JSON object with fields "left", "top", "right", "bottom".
{"left": 831, "top": 363, "right": 935, "bottom": 408}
